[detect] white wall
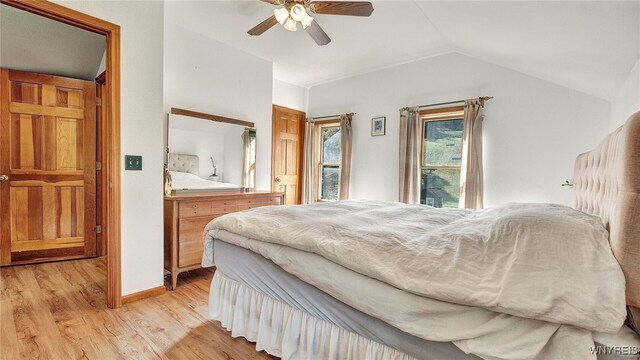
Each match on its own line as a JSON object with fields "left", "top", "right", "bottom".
{"left": 52, "top": 1, "right": 165, "bottom": 296}
{"left": 610, "top": 58, "right": 640, "bottom": 130}
{"left": 273, "top": 79, "right": 307, "bottom": 112}
{"left": 168, "top": 128, "right": 225, "bottom": 178}
{"left": 163, "top": 15, "right": 273, "bottom": 191}
{"left": 223, "top": 126, "right": 246, "bottom": 186}
{"left": 308, "top": 52, "right": 611, "bottom": 207}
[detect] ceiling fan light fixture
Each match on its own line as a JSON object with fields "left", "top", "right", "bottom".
{"left": 283, "top": 17, "right": 298, "bottom": 32}
{"left": 274, "top": 7, "right": 289, "bottom": 24}
{"left": 301, "top": 13, "right": 314, "bottom": 29}
{"left": 289, "top": 4, "right": 306, "bottom": 22}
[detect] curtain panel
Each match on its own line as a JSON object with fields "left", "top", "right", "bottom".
{"left": 398, "top": 107, "right": 421, "bottom": 204}
{"left": 459, "top": 100, "right": 484, "bottom": 209}
{"left": 240, "top": 128, "right": 254, "bottom": 189}
{"left": 339, "top": 114, "right": 353, "bottom": 200}
{"left": 301, "top": 120, "right": 317, "bottom": 204}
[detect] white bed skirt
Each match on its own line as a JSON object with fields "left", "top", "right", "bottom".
{"left": 209, "top": 271, "right": 416, "bottom": 360}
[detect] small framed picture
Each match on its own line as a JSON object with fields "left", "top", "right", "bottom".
{"left": 371, "top": 116, "right": 386, "bottom": 136}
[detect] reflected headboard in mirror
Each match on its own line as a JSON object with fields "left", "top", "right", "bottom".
{"left": 166, "top": 108, "right": 257, "bottom": 192}
{"left": 572, "top": 111, "right": 639, "bottom": 329}
{"left": 167, "top": 153, "right": 199, "bottom": 175}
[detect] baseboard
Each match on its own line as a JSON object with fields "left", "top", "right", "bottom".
{"left": 121, "top": 285, "right": 166, "bottom": 305}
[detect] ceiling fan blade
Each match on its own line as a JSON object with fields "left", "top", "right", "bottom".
{"left": 260, "top": 0, "right": 283, "bottom": 5}
{"left": 308, "top": 1, "right": 373, "bottom": 16}
{"left": 248, "top": 15, "right": 278, "bottom": 36}
{"left": 305, "top": 21, "right": 331, "bottom": 46}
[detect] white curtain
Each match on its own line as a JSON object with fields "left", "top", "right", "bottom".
{"left": 301, "top": 120, "right": 316, "bottom": 204}
{"left": 339, "top": 114, "right": 353, "bottom": 200}
{"left": 459, "top": 100, "right": 484, "bottom": 209}
{"left": 398, "top": 107, "right": 421, "bottom": 204}
{"left": 240, "top": 128, "right": 255, "bottom": 189}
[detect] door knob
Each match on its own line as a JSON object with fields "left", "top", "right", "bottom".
{"left": 0, "top": 175, "right": 8, "bottom": 183}
{"left": 274, "top": 177, "right": 281, "bottom": 182}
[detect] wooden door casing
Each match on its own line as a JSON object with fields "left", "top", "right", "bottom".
{"left": 0, "top": 69, "right": 96, "bottom": 265}
{"left": 271, "top": 105, "right": 305, "bottom": 205}
{"left": 95, "top": 71, "right": 107, "bottom": 257}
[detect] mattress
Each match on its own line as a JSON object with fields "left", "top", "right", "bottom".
{"left": 213, "top": 239, "right": 479, "bottom": 360}
{"left": 212, "top": 239, "right": 640, "bottom": 360}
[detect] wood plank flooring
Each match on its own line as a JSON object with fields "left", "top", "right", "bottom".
{"left": 0, "top": 257, "right": 274, "bottom": 359}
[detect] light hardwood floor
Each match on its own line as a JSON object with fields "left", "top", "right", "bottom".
{"left": 0, "top": 257, "right": 274, "bottom": 359}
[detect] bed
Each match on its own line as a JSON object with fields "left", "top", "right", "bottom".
{"left": 201, "top": 112, "right": 640, "bottom": 360}
{"left": 167, "top": 153, "right": 240, "bottom": 192}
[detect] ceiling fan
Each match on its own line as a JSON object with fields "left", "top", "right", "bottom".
{"left": 248, "top": 0, "right": 374, "bottom": 46}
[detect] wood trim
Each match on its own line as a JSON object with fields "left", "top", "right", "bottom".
{"left": 171, "top": 107, "right": 255, "bottom": 128}
{"left": 121, "top": 285, "right": 166, "bottom": 305}
{"left": 420, "top": 106, "right": 465, "bottom": 122}
{"left": 311, "top": 118, "right": 340, "bottom": 126}
{"left": 106, "top": 23, "right": 122, "bottom": 310}
{"left": 95, "top": 71, "right": 106, "bottom": 85}
{"left": 0, "top": 69, "right": 10, "bottom": 265}
{"left": 1, "top": 0, "right": 123, "bottom": 308}
{"left": 421, "top": 165, "right": 462, "bottom": 169}
{"left": 96, "top": 75, "right": 107, "bottom": 257}
{"left": 165, "top": 191, "right": 284, "bottom": 201}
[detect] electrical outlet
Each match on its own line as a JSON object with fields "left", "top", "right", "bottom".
{"left": 125, "top": 155, "right": 142, "bottom": 170}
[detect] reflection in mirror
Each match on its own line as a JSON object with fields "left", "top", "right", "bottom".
{"left": 167, "top": 114, "right": 256, "bottom": 193}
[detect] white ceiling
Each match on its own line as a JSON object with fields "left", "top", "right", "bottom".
{"left": 167, "top": 1, "right": 639, "bottom": 100}
{"left": 0, "top": 4, "right": 105, "bottom": 81}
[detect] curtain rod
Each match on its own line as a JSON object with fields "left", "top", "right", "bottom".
{"left": 310, "top": 112, "right": 356, "bottom": 121}
{"left": 415, "top": 96, "right": 494, "bottom": 110}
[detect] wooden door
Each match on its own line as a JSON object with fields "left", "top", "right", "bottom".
{"left": 271, "top": 105, "right": 305, "bottom": 204}
{"left": 0, "top": 69, "right": 96, "bottom": 265}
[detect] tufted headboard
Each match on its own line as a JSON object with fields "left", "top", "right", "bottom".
{"left": 572, "top": 111, "right": 640, "bottom": 310}
{"left": 167, "top": 153, "right": 199, "bottom": 176}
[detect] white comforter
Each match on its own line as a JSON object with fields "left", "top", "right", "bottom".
{"left": 203, "top": 200, "right": 627, "bottom": 359}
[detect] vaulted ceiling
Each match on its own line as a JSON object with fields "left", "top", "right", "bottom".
{"left": 167, "top": 1, "right": 639, "bottom": 100}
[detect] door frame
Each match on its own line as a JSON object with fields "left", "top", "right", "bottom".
{"left": 0, "top": 0, "right": 122, "bottom": 308}
{"left": 271, "top": 104, "right": 306, "bottom": 204}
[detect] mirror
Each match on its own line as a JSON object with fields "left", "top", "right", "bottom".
{"left": 166, "top": 113, "right": 256, "bottom": 193}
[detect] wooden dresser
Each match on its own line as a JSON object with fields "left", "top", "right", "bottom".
{"left": 164, "top": 191, "right": 285, "bottom": 289}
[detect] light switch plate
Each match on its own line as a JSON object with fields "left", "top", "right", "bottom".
{"left": 125, "top": 155, "right": 142, "bottom": 170}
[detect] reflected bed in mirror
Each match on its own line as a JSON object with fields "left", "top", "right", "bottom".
{"left": 167, "top": 111, "right": 256, "bottom": 194}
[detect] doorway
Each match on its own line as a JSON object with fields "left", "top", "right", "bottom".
{"left": 271, "top": 105, "right": 306, "bottom": 204}
{"left": 0, "top": 0, "right": 122, "bottom": 308}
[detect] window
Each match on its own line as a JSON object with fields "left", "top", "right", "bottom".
{"left": 317, "top": 122, "right": 341, "bottom": 201}
{"left": 420, "top": 107, "right": 465, "bottom": 208}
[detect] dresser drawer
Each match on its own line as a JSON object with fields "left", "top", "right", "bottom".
{"left": 177, "top": 216, "right": 212, "bottom": 268}
{"left": 210, "top": 201, "right": 238, "bottom": 215}
{"left": 179, "top": 202, "right": 213, "bottom": 218}
{"left": 237, "top": 196, "right": 282, "bottom": 211}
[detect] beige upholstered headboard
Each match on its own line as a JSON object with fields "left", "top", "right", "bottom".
{"left": 572, "top": 111, "right": 640, "bottom": 310}
{"left": 167, "top": 153, "right": 199, "bottom": 175}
